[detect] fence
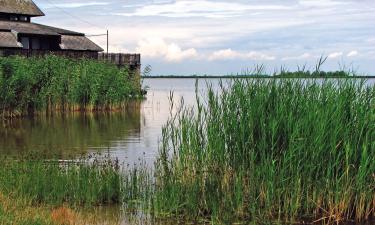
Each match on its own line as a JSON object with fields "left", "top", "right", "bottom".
{"left": 98, "top": 53, "right": 141, "bottom": 69}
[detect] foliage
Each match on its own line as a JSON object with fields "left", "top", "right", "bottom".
{"left": 153, "top": 79, "right": 375, "bottom": 223}
{"left": 0, "top": 55, "right": 142, "bottom": 117}
{"left": 0, "top": 154, "right": 123, "bottom": 206}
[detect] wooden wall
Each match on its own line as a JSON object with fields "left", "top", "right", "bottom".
{"left": 0, "top": 49, "right": 98, "bottom": 59}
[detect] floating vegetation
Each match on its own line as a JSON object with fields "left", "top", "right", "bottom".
{"left": 0, "top": 55, "right": 142, "bottom": 118}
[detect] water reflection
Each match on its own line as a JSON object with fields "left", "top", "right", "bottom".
{"left": 0, "top": 102, "right": 141, "bottom": 159}
{"left": 0, "top": 78, "right": 373, "bottom": 165}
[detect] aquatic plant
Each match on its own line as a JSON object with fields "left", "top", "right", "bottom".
{"left": 0, "top": 154, "right": 123, "bottom": 206}
{"left": 153, "top": 79, "right": 374, "bottom": 223}
{"left": 0, "top": 55, "right": 142, "bottom": 118}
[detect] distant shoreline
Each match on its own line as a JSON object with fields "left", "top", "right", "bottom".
{"left": 143, "top": 75, "right": 375, "bottom": 79}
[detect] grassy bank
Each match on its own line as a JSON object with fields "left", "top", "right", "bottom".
{"left": 0, "top": 154, "right": 144, "bottom": 225}
{"left": 0, "top": 155, "right": 124, "bottom": 206}
{"left": 153, "top": 79, "right": 374, "bottom": 224}
{"left": 0, "top": 153, "right": 154, "bottom": 225}
{"left": 0, "top": 55, "right": 141, "bottom": 118}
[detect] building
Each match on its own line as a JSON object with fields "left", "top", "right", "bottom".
{"left": 0, "top": 0, "right": 141, "bottom": 71}
{"left": 0, "top": 0, "right": 104, "bottom": 58}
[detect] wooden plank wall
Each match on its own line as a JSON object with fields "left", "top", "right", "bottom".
{"left": 0, "top": 49, "right": 98, "bottom": 59}
{"left": 0, "top": 50, "right": 141, "bottom": 71}
{"left": 98, "top": 53, "right": 141, "bottom": 69}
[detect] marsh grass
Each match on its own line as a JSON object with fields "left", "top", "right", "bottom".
{"left": 0, "top": 154, "right": 124, "bottom": 206}
{"left": 153, "top": 79, "right": 374, "bottom": 224}
{"left": 0, "top": 78, "right": 373, "bottom": 224}
{"left": 0, "top": 55, "right": 142, "bottom": 118}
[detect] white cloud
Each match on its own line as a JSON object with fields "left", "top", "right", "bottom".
{"left": 299, "top": 0, "right": 348, "bottom": 7}
{"left": 209, "top": 49, "right": 275, "bottom": 61}
{"left": 328, "top": 52, "right": 343, "bottom": 59}
{"left": 135, "top": 38, "right": 198, "bottom": 62}
{"left": 282, "top": 53, "right": 312, "bottom": 61}
{"left": 44, "top": 2, "right": 109, "bottom": 9}
{"left": 117, "top": 0, "right": 290, "bottom": 18}
{"left": 347, "top": 50, "right": 358, "bottom": 57}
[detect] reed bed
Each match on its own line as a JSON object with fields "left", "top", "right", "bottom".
{"left": 153, "top": 79, "right": 374, "bottom": 224}
{"left": 0, "top": 79, "right": 373, "bottom": 224}
{"left": 0, "top": 55, "right": 141, "bottom": 118}
{"left": 0, "top": 155, "right": 124, "bottom": 206}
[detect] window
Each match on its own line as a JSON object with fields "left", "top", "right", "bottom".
{"left": 31, "top": 38, "right": 41, "bottom": 50}
{"left": 10, "top": 15, "right": 18, "bottom": 21}
{"left": 21, "top": 37, "right": 30, "bottom": 49}
{"left": 19, "top": 16, "right": 28, "bottom": 22}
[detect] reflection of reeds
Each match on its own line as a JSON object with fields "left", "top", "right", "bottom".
{"left": 0, "top": 55, "right": 142, "bottom": 118}
{"left": 0, "top": 109, "right": 142, "bottom": 157}
{"left": 154, "top": 79, "right": 374, "bottom": 224}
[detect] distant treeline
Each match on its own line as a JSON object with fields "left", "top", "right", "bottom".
{"left": 145, "top": 70, "right": 366, "bottom": 79}
{"left": 0, "top": 56, "right": 142, "bottom": 118}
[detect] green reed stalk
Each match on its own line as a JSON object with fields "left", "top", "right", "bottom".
{"left": 0, "top": 55, "right": 142, "bottom": 118}
{"left": 154, "top": 79, "right": 374, "bottom": 224}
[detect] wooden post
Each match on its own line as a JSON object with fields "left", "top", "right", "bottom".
{"left": 106, "top": 30, "right": 109, "bottom": 54}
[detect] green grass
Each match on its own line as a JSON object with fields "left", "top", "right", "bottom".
{"left": 0, "top": 55, "right": 141, "bottom": 118}
{"left": 0, "top": 154, "right": 151, "bottom": 224}
{"left": 152, "top": 79, "right": 374, "bottom": 224}
{"left": 0, "top": 155, "right": 124, "bottom": 206}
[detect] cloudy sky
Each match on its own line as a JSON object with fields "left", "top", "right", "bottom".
{"left": 33, "top": 0, "right": 375, "bottom": 75}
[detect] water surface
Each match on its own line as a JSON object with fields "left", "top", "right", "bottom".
{"left": 0, "top": 78, "right": 374, "bottom": 165}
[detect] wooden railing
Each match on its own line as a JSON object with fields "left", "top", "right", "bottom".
{"left": 98, "top": 53, "right": 141, "bottom": 68}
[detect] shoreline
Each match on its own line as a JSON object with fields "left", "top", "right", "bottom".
{"left": 143, "top": 75, "right": 375, "bottom": 79}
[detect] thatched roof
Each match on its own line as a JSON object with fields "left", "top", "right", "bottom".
{"left": 0, "top": 21, "right": 83, "bottom": 36}
{"left": 0, "top": 0, "right": 45, "bottom": 17}
{"left": 0, "top": 31, "right": 21, "bottom": 48}
{"left": 0, "top": 21, "right": 103, "bottom": 52}
{"left": 60, "top": 35, "right": 103, "bottom": 52}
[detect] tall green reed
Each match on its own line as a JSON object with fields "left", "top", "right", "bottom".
{"left": 154, "top": 79, "right": 374, "bottom": 223}
{"left": 0, "top": 55, "right": 142, "bottom": 118}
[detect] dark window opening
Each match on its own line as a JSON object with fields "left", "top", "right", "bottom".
{"left": 19, "top": 16, "right": 29, "bottom": 22}
{"left": 31, "top": 38, "right": 41, "bottom": 50}
{"left": 21, "top": 37, "right": 30, "bottom": 49}
{"left": 10, "top": 15, "right": 18, "bottom": 21}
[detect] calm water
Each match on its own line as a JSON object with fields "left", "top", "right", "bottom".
{"left": 0, "top": 78, "right": 374, "bottom": 165}
{"left": 0, "top": 78, "right": 219, "bottom": 165}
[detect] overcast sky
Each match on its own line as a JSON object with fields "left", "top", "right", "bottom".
{"left": 33, "top": 0, "right": 375, "bottom": 75}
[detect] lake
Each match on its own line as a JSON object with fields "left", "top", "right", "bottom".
{"left": 0, "top": 78, "right": 374, "bottom": 165}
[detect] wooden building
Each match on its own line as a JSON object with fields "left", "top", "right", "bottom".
{"left": 0, "top": 0, "right": 140, "bottom": 70}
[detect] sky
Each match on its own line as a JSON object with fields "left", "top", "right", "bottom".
{"left": 32, "top": 0, "right": 375, "bottom": 75}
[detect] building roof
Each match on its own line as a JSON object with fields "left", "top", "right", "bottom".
{"left": 0, "top": 0, "right": 45, "bottom": 17}
{"left": 0, "top": 21, "right": 83, "bottom": 36}
{"left": 60, "top": 35, "right": 104, "bottom": 52}
{"left": 0, "top": 31, "right": 21, "bottom": 48}
{"left": 0, "top": 21, "right": 103, "bottom": 52}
